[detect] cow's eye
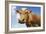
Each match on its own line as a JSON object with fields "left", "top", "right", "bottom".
{"left": 22, "top": 19, "right": 24, "bottom": 21}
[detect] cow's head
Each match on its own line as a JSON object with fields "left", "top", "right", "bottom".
{"left": 16, "top": 9, "right": 29, "bottom": 24}
{"left": 16, "top": 8, "right": 32, "bottom": 24}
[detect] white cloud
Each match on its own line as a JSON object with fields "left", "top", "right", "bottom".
{"left": 11, "top": 7, "right": 16, "bottom": 16}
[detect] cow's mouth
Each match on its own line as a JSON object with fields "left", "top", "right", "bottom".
{"left": 18, "top": 20, "right": 25, "bottom": 24}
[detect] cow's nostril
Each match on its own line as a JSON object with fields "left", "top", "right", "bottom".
{"left": 18, "top": 20, "right": 25, "bottom": 24}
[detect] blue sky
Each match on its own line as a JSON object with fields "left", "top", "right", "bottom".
{"left": 11, "top": 6, "right": 41, "bottom": 28}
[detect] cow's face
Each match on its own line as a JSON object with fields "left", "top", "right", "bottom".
{"left": 16, "top": 9, "right": 29, "bottom": 24}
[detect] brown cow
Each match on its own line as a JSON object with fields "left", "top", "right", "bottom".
{"left": 16, "top": 9, "right": 41, "bottom": 27}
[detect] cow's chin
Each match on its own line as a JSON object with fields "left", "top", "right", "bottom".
{"left": 18, "top": 20, "right": 25, "bottom": 24}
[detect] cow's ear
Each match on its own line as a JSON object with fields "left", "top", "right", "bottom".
{"left": 30, "top": 10, "right": 32, "bottom": 13}
{"left": 16, "top": 10, "right": 19, "bottom": 13}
